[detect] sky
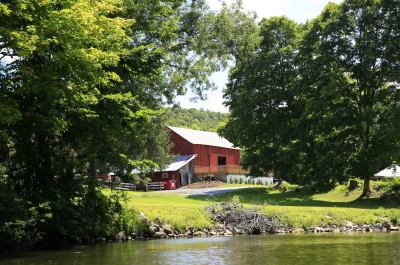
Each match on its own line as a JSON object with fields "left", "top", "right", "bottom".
{"left": 176, "top": 0, "right": 343, "bottom": 113}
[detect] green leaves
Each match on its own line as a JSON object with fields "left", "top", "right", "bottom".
{"left": 164, "top": 107, "right": 228, "bottom": 132}
{"left": 222, "top": 16, "right": 301, "bottom": 179}
{"left": 299, "top": 0, "right": 400, "bottom": 193}
{"left": 223, "top": 0, "right": 400, "bottom": 193}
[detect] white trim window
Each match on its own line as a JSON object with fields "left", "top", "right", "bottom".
{"left": 162, "top": 172, "right": 168, "bottom": 179}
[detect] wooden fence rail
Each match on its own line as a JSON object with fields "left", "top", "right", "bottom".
{"left": 97, "top": 180, "right": 136, "bottom": 191}
{"left": 146, "top": 182, "right": 164, "bottom": 191}
{"left": 98, "top": 180, "right": 165, "bottom": 191}
{"left": 194, "top": 165, "right": 249, "bottom": 175}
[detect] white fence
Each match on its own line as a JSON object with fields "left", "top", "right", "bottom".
{"left": 227, "top": 174, "right": 274, "bottom": 186}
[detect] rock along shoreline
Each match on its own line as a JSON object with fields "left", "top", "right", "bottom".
{"left": 105, "top": 203, "right": 400, "bottom": 243}
{"left": 107, "top": 222, "right": 400, "bottom": 243}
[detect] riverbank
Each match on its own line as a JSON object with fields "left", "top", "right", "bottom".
{"left": 104, "top": 180, "right": 400, "bottom": 241}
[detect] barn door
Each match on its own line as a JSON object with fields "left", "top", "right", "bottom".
{"left": 179, "top": 169, "right": 189, "bottom": 186}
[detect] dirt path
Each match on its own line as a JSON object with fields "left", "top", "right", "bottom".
{"left": 155, "top": 186, "right": 250, "bottom": 196}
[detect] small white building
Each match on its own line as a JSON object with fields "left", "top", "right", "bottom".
{"left": 374, "top": 165, "right": 400, "bottom": 179}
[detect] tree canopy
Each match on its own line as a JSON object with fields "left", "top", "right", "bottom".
{"left": 222, "top": 0, "right": 400, "bottom": 194}
{"left": 164, "top": 107, "right": 228, "bottom": 132}
{"left": 0, "top": 0, "right": 247, "bottom": 249}
{"left": 222, "top": 16, "right": 301, "bottom": 181}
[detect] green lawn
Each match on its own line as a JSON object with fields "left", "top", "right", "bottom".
{"left": 109, "top": 182, "right": 400, "bottom": 230}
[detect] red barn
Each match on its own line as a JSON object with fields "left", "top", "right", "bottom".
{"left": 167, "top": 126, "right": 247, "bottom": 179}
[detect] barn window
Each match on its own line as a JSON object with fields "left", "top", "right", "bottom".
{"left": 162, "top": 172, "right": 168, "bottom": 179}
{"left": 218, "top": 156, "right": 227, "bottom": 166}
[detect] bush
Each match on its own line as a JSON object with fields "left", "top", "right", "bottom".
{"left": 0, "top": 182, "right": 44, "bottom": 250}
{"left": 348, "top": 179, "right": 359, "bottom": 191}
{"left": 231, "top": 195, "right": 241, "bottom": 204}
{"left": 381, "top": 179, "right": 400, "bottom": 203}
{"left": 0, "top": 180, "right": 140, "bottom": 251}
{"left": 40, "top": 188, "right": 124, "bottom": 246}
{"left": 114, "top": 208, "right": 148, "bottom": 236}
{"left": 278, "top": 181, "right": 299, "bottom": 192}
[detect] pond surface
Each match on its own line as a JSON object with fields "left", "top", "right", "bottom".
{"left": 1, "top": 233, "right": 400, "bottom": 265}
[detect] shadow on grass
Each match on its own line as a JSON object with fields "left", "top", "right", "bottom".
{"left": 188, "top": 187, "right": 392, "bottom": 210}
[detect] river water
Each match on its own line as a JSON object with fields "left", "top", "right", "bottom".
{"left": 1, "top": 233, "right": 400, "bottom": 265}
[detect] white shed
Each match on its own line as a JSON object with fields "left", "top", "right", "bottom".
{"left": 374, "top": 166, "right": 400, "bottom": 178}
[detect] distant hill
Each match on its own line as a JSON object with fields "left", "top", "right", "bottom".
{"left": 164, "top": 107, "right": 228, "bottom": 132}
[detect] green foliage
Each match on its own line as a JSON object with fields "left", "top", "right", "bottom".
{"left": 222, "top": 0, "right": 400, "bottom": 194}
{"left": 276, "top": 181, "right": 300, "bottom": 193}
{"left": 0, "top": 0, "right": 239, "bottom": 250}
{"left": 348, "top": 179, "right": 361, "bottom": 191}
{"left": 163, "top": 107, "right": 228, "bottom": 132}
{"left": 114, "top": 208, "right": 146, "bottom": 236}
{"left": 122, "top": 182, "right": 400, "bottom": 231}
{"left": 111, "top": 191, "right": 149, "bottom": 236}
{"left": 374, "top": 179, "right": 400, "bottom": 203}
{"left": 231, "top": 195, "right": 241, "bottom": 204}
{"left": 297, "top": 0, "right": 400, "bottom": 194}
{"left": 0, "top": 181, "right": 43, "bottom": 250}
{"left": 221, "top": 16, "right": 302, "bottom": 180}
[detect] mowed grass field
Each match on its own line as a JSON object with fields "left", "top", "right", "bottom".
{"left": 107, "top": 182, "right": 400, "bottom": 230}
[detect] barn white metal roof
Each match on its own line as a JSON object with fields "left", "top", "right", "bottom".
{"left": 164, "top": 154, "right": 197, "bottom": 172}
{"left": 167, "top": 126, "right": 239, "bottom": 149}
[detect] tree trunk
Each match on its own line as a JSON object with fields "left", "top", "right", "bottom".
{"left": 88, "top": 160, "right": 97, "bottom": 193}
{"left": 277, "top": 176, "right": 282, "bottom": 186}
{"left": 362, "top": 176, "right": 371, "bottom": 197}
{"left": 275, "top": 170, "right": 282, "bottom": 186}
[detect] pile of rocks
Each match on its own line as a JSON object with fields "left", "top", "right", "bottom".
{"left": 108, "top": 207, "right": 400, "bottom": 242}
{"left": 307, "top": 222, "right": 400, "bottom": 233}
{"left": 147, "top": 223, "right": 287, "bottom": 239}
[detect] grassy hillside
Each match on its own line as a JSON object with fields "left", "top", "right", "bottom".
{"left": 163, "top": 107, "right": 228, "bottom": 132}
{"left": 108, "top": 181, "right": 400, "bottom": 230}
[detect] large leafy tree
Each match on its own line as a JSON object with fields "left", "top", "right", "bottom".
{"left": 299, "top": 0, "right": 400, "bottom": 195}
{"left": 222, "top": 0, "right": 400, "bottom": 194}
{"left": 222, "top": 17, "right": 301, "bottom": 181}
{"left": 0, "top": 0, "right": 235, "bottom": 247}
{"left": 0, "top": 0, "right": 136, "bottom": 247}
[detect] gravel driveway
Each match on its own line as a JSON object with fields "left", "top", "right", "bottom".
{"left": 155, "top": 186, "right": 250, "bottom": 196}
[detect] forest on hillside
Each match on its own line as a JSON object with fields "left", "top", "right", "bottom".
{"left": 164, "top": 108, "right": 228, "bottom": 132}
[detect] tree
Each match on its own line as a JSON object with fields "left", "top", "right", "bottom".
{"left": 299, "top": 0, "right": 400, "bottom": 195}
{"left": 222, "top": 0, "right": 400, "bottom": 194}
{"left": 163, "top": 107, "right": 228, "bottom": 132}
{"left": 0, "top": 0, "right": 236, "bottom": 248}
{"left": 222, "top": 17, "right": 302, "bottom": 182}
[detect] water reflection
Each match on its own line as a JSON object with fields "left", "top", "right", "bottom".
{"left": 1, "top": 233, "right": 400, "bottom": 265}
